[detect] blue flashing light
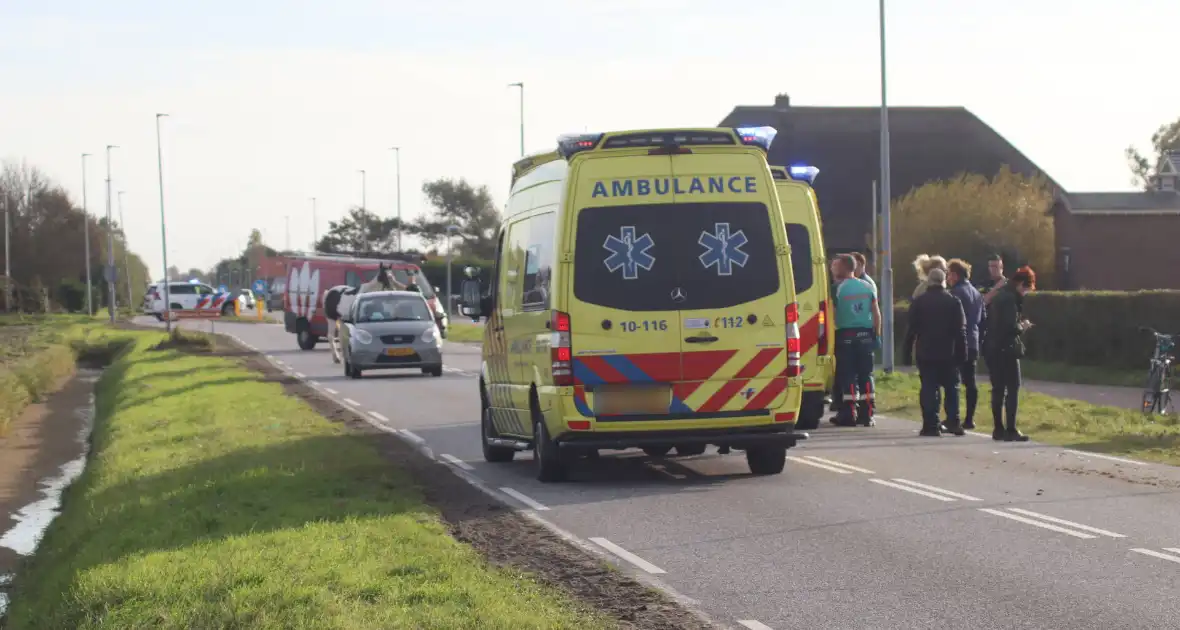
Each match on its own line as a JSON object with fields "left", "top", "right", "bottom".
{"left": 188, "top": 278, "right": 201, "bottom": 284}
{"left": 788, "top": 165, "right": 820, "bottom": 185}
{"left": 735, "top": 126, "right": 778, "bottom": 152}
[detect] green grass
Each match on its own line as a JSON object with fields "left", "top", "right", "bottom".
{"left": 445, "top": 320, "right": 485, "bottom": 343}
{"left": 873, "top": 370, "right": 1180, "bottom": 465}
{"left": 5, "top": 329, "right": 611, "bottom": 630}
{"left": 0, "top": 314, "right": 97, "bottom": 435}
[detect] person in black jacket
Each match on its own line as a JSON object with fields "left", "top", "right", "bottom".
{"left": 903, "top": 268, "right": 968, "bottom": 437}
{"left": 983, "top": 266, "right": 1036, "bottom": 442}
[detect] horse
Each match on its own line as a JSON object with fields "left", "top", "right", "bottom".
{"left": 322, "top": 262, "right": 405, "bottom": 364}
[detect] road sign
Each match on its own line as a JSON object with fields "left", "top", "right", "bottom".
{"left": 252, "top": 279, "right": 267, "bottom": 293}
{"left": 218, "top": 284, "right": 228, "bottom": 293}
{"left": 104, "top": 265, "right": 118, "bottom": 283}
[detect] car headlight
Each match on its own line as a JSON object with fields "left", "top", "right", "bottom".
{"left": 353, "top": 328, "right": 373, "bottom": 344}
{"left": 421, "top": 325, "right": 439, "bottom": 345}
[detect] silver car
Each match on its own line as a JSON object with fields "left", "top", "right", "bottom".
{"left": 342, "top": 291, "right": 444, "bottom": 378}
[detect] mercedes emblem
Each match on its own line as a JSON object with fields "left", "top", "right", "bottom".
{"left": 670, "top": 287, "right": 686, "bottom": 303}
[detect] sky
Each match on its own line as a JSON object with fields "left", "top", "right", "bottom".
{"left": 1, "top": 0, "right": 1176, "bottom": 278}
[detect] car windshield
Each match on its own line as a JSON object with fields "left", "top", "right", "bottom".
{"left": 356, "top": 295, "right": 432, "bottom": 323}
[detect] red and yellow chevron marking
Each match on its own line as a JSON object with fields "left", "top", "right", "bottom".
{"left": 688, "top": 347, "right": 784, "bottom": 413}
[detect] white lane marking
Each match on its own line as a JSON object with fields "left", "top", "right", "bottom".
{"left": 738, "top": 621, "right": 775, "bottom": 630}
{"left": 1131, "top": 548, "right": 1180, "bottom": 563}
{"left": 293, "top": 372, "right": 305, "bottom": 378}
{"left": 801, "top": 455, "right": 875, "bottom": 474}
{"left": 589, "top": 537, "right": 666, "bottom": 575}
{"left": 398, "top": 429, "right": 426, "bottom": 445}
{"left": 309, "top": 380, "right": 322, "bottom": 388}
{"left": 869, "top": 479, "right": 956, "bottom": 502}
{"left": 324, "top": 387, "right": 339, "bottom": 395}
{"left": 343, "top": 398, "right": 361, "bottom": 407}
{"left": 369, "top": 411, "right": 391, "bottom": 423}
{"left": 1166, "top": 548, "right": 1180, "bottom": 554}
{"left": 978, "top": 508, "right": 1096, "bottom": 539}
{"left": 890, "top": 478, "right": 982, "bottom": 501}
{"left": 500, "top": 487, "right": 550, "bottom": 511}
{"left": 1005, "top": 508, "right": 1125, "bottom": 538}
{"left": 785, "top": 456, "right": 852, "bottom": 474}
{"left": 1065, "top": 450, "right": 1148, "bottom": 466}
{"left": 439, "top": 454, "right": 475, "bottom": 471}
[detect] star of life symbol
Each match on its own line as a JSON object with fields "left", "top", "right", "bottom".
{"left": 603, "top": 226, "right": 656, "bottom": 280}
{"left": 698, "top": 222, "right": 749, "bottom": 276}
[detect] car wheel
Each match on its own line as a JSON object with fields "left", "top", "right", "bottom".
{"left": 481, "top": 402, "right": 515, "bottom": 463}
{"left": 746, "top": 446, "right": 787, "bottom": 475}
{"left": 642, "top": 445, "right": 673, "bottom": 458}
{"left": 426, "top": 365, "right": 443, "bottom": 377}
{"left": 674, "top": 444, "right": 707, "bottom": 456}
{"left": 297, "top": 327, "right": 318, "bottom": 350}
{"left": 532, "top": 403, "right": 567, "bottom": 482}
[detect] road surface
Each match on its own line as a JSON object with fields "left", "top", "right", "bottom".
{"left": 143, "top": 318, "right": 1180, "bottom": 630}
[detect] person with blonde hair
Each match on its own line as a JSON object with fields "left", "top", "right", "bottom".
{"left": 912, "top": 254, "right": 949, "bottom": 299}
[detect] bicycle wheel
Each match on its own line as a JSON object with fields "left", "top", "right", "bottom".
{"left": 1142, "top": 363, "right": 1164, "bottom": 414}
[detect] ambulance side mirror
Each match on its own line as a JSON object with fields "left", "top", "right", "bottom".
{"left": 459, "top": 279, "right": 485, "bottom": 321}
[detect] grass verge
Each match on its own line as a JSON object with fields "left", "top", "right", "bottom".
{"left": 445, "top": 320, "right": 485, "bottom": 343}
{"left": 4, "top": 329, "right": 613, "bottom": 629}
{"left": 0, "top": 314, "right": 97, "bottom": 435}
{"left": 873, "top": 370, "right": 1180, "bottom": 465}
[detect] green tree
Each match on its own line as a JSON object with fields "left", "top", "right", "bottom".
{"left": 413, "top": 178, "right": 500, "bottom": 260}
{"left": 891, "top": 166, "right": 1056, "bottom": 290}
{"left": 315, "top": 207, "right": 405, "bottom": 253}
{"left": 1126, "top": 116, "right": 1180, "bottom": 190}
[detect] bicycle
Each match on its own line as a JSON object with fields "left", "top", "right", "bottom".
{"left": 1138, "top": 326, "right": 1176, "bottom": 415}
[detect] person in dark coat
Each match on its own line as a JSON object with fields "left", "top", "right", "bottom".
{"left": 983, "top": 266, "right": 1036, "bottom": 442}
{"left": 947, "top": 259, "right": 984, "bottom": 429}
{"left": 903, "top": 268, "right": 968, "bottom": 437}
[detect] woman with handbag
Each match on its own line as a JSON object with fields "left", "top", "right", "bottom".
{"left": 983, "top": 266, "right": 1036, "bottom": 442}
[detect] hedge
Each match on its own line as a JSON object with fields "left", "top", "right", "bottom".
{"left": 892, "top": 290, "right": 1180, "bottom": 370}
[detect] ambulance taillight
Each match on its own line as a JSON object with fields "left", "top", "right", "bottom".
{"left": 785, "top": 302, "right": 802, "bottom": 377}
{"left": 817, "top": 302, "right": 829, "bottom": 356}
{"left": 551, "top": 311, "right": 574, "bottom": 386}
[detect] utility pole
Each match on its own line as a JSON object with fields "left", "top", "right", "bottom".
{"left": 117, "top": 191, "right": 133, "bottom": 310}
{"left": 156, "top": 114, "right": 172, "bottom": 333}
{"left": 878, "top": 0, "right": 895, "bottom": 372}
{"left": 390, "top": 147, "right": 402, "bottom": 250}
{"left": 508, "top": 82, "right": 525, "bottom": 156}
{"left": 81, "top": 153, "right": 93, "bottom": 315}
{"left": 105, "top": 144, "right": 119, "bottom": 323}
{"left": 310, "top": 197, "right": 317, "bottom": 250}
{"left": 3, "top": 194, "right": 10, "bottom": 312}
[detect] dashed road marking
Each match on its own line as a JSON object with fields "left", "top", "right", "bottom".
{"left": 589, "top": 537, "right": 665, "bottom": 574}
{"left": 1004, "top": 508, "right": 1125, "bottom": 538}
{"left": 1131, "top": 548, "right": 1180, "bottom": 564}
{"left": 979, "top": 508, "right": 1096, "bottom": 539}
{"left": 324, "top": 387, "right": 339, "bottom": 395}
{"left": 889, "top": 478, "right": 982, "bottom": 501}
{"left": 500, "top": 487, "right": 550, "bottom": 511}
{"left": 398, "top": 429, "right": 425, "bottom": 445}
{"left": 343, "top": 398, "right": 361, "bottom": 407}
{"left": 870, "top": 478, "right": 956, "bottom": 502}
{"left": 293, "top": 372, "right": 305, "bottom": 378}
{"left": 800, "top": 455, "right": 875, "bottom": 474}
{"left": 369, "top": 411, "right": 391, "bottom": 423}
{"left": 738, "top": 621, "right": 774, "bottom": 630}
{"left": 786, "top": 456, "right": 853, "bottom": 474}
{"left": 439, "top": 454, "right": 475, "bottom": 471}
{"left": 1065, "top": 450, "right": 1148, "bottom": 466}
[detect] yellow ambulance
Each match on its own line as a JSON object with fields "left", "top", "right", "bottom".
{"left": 459, "top": 127, "right": 808, "bottom": 482}
{"left": 770, "top": 166, "right": 835, "bottom": 430}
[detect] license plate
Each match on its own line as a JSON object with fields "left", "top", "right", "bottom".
{"left": 383, "top": 347, "right": 415, "bottom": 357}
{"left": 594, "top": 385, "right": 670, "bottom": 416}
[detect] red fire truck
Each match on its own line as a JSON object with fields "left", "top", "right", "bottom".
{"left": 278, "top": 251, "right": 446, "bottom": 350}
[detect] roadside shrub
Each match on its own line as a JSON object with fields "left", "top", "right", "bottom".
{"left": 892, "top": 290, "right": 1180, "bottom": 370}
{"left": 0, "top": 322, "right": 89, "bottom": 434}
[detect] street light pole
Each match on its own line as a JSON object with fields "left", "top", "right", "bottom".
{"left": 310, "top": 197, "right": 317, "bottom": 250}
{"left": 117, "top": 190, "right": 133, "bottom": 311}
{"left": 81, "top": 153, "right": 93, "bottom": 315}
{"left": 390, "top": 147, "right": 401, "bottom": 251}
{"left": 508, "top": 82, "right": 524, "bottom": 156}
{"left": 2, "top": 194, "right": 9, "bottom": 312}
{"left": 156, "top": 113, "right": 172, "bottom": 333}
{"left": 104, "top": 144, "right": 119, "bottom": 323}
{"left": 878, "top": 0, "right": 895, "bottom": 372}
{"left": 446, "top": 225, "right": 460, "bottom": 318}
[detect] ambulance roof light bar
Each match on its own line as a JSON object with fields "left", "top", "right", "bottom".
{"left": 734, "top": 126, "right": 778, "bottom": 153}
{"left": 788, "top": 165, "right": 820, "bottom": 185}
{"left": 556, "top": 133, "right": 604, "bottom": 159}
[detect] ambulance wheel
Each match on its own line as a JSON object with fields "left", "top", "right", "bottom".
{"left": 481, "top": 401, "right": 515, "bottom": 463}
{"left": 746, "top": 446, "right": 787, "bottom": 475}
{"left": 642, "top": 445, "right": 673, "bottom": 458}
{"left": 674, "top": 444, "right": 707, "bottom": 456}
{"left": 532, "top": 405, "right": 567, "bottom": 482}
{"left": 797, "top": 392, "right": 826, "bottom": 431}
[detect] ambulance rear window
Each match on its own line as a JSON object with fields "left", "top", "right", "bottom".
{"left": 573, "top": 202, "right": 779, "bottom": 312}
{"left": 785, "top": 223, "right": 813, "bottom": 293}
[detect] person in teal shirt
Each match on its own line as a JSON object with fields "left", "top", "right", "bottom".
{"left": 830, "top": 254, "right": 882, "bottom": 426}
